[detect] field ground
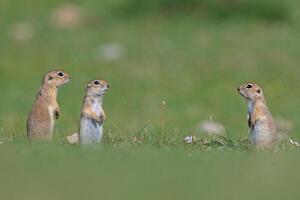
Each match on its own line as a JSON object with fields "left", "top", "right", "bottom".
{"left": 1, "top": 0, "right": 300, "bottom": 199}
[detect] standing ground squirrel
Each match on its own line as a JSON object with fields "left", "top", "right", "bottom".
{"left": 79, "top": 79, "right": 109, "bottom": 144}
{"left": 27, "top": 70, "right": 70, "bottom": 141}
{"left": 238, "top": 82, "right": 277, "bottom": 148}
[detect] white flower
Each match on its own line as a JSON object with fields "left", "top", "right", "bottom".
{"left": 289, "top": 139, "right": 300, "bottom": 147}
{"left": 184, "top": 136, "right": 193, "bottom": 144}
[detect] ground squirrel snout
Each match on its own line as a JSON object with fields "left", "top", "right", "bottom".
{"left": 238, "top": 82, "right": 277, "bottom": 148}
{"left": 79, "top": 78, "right": 109, "bottom": 144}
{"left": 27, "top": 69, "right": 70, "bottom": 141}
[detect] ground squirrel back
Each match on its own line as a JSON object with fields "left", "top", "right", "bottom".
{"left": 27, "top": 69, "right": 70, "bottom": 141}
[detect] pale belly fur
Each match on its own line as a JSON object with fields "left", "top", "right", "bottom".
{"left": 79, "top": 101, "right": 103, "bottom": 144}
{"left": 48, "top": 105, "right": 55, "bottom": 135}
{"left": 79, "top": 117, "right": 103, "bottom": 144}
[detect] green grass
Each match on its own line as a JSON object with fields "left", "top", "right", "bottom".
{"left": 0, "top": 144, "right": 300, "bottom": 200}
{"left": 1, "top": 0, "right": 300, "bottom": 199}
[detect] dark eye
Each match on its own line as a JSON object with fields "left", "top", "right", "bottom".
{"left": 94, "top": 80, "right": 100, "bottom": 85}
{"left": 57, "top": 72, "right": 64, "bottom": 77}
{"left": 247, "top": 85, "right": 252, "bottom": 89}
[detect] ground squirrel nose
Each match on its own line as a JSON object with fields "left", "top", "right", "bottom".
{"left": 107, "top": 84, "right": 110, "bottom": 88}
{"left": 237, "top": 87, "right": 240, "bottom": 91}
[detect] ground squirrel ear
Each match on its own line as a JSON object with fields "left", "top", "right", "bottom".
{"left": 256, "top": 89, "right": 261, "bottom": 94}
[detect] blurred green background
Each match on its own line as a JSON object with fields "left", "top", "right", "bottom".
{"left": 0, "top": 0, "right": 300, "bottom": 137}
{"left": 1, "top": 0, "right": 300, "bottom": 199}
{"left": 1, "top": 0, "right": 300, "bottom": 138}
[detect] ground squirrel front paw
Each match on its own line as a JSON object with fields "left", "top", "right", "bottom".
{"left": 55, "top": 110, "right": 60, "bottom": 119}
{"left": 98, "top": 115, "right": 106, "bottom": 124}
{"left": 93, "top": 115, "right": 105, "bottom": 124}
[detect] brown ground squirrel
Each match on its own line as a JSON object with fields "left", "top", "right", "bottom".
{"left": 27, "top": 70, "right": 70, "bottom": 141}
{"left": 238, "top": 82, "right": 277, "bottom": 148}
{"left": 79, "top": 79, "right": 109, "bottom": 144}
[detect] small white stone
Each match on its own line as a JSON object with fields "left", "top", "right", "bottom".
{"left": 275, "top": 117, "right": 293, "bottom": 134}
{"left": 67, "top": 132, "right": 79, "bottom": 144}
{"left": 95, "top": 43, "right": 125, "bottom": 62}
{"left": 50, "top": 3, "right": 83, "bottom": 28}
{"left": 198, "top": 120, "right": 225, "bottom": 136}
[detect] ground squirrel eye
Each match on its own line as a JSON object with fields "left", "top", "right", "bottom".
{"left": 247, "top": 85, "right": 252, "bottom": 89}
{"left": 57, "top": 72, "right": 64, "bottom": 77}
{"left": 94, "top": 81, "right": 100, "bottom": 85}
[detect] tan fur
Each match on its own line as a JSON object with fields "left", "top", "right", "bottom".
{"left": 81, "top": 97, "right": 106, "bottom": 124}
{"left": 238, "top": 82, "right": 277, "bottom": 148}
{"left": 27, "top": 69, "right": 70, "bottom": 141}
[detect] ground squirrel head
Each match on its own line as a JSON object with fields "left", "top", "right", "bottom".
{"left": 238, "top": 82, "right": 264, "bottom": 101}
{"left": 85, "top": 79, "right": 110, "bottom": 97}
{"left": 43, "top": 69, "right": 70, "bottom": 88}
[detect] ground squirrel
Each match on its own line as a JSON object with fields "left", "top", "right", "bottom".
{"left": 79, "top": 79, "right": 109, "bottom": 144}
{"left": 238, "top": 82, "right": 277, "bottom": 148}
{"left": 27, "top": 70, "right": 70, "bottom": 141}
